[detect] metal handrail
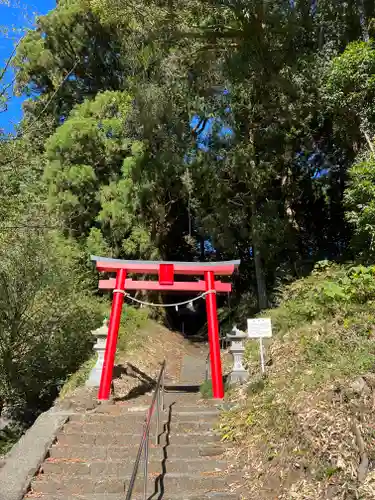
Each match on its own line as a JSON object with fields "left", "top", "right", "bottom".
{"left": 124, "top": 360, "right": 166, "bottom": 500}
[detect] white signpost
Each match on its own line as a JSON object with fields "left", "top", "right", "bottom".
{"left": 247, "top": 318, "right": 272, "bottom": 374}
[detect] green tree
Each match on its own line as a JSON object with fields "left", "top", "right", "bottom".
{"left": 0, "top": 0, "right": 37, "bottom": 113}
{"left": 344, "top": 152, "right": 375, "bottom": 257}
{"left": 44, "top": 90, "right": 159, "bottom": 258}
{"left": 323, "top": 39, "right": 375, "bottom": 258}
{"left": 323, "top": 40, "right": 375, "bottom": 154}
{"left": 12, "top": 0, "right": 127, "bottom": 143}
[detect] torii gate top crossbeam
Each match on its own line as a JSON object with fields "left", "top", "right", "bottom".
{"left": 91, "top": 255, "right": 240, "bottom": 276}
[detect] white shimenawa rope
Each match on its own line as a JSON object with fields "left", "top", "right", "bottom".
{"left": 112, "top": 289, "right": 216, "bottom": 308}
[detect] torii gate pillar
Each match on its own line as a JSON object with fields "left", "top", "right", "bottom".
{"left": 92, "top": 256, "right": 240, "bottom": 401}
{"left": 98, "top": 268, "right": 127, "bottom": 400}
{"left": 204, "top": 271, "right": 224, "bottom": 398}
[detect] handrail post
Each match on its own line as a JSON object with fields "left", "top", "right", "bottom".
{"left": 124, "top": 361, "right": 166, "bottom": 500}
{"left": 143, "top": 425, "right": 149, "bottom": 500}
{"left": 205, "top": 353, "right": 210, "bottom": 382}
{"left": 156, "top": 385, "right": 160, "bottom": 446}
{"left": 161, "top": 366, "right": 165, "bottom": 412}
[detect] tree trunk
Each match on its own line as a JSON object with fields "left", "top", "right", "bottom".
{"left": 251, "top": 201, "right": 268, "bottom": 310}
{"left": 247, "top": 121, "right": 268, "bottom": 311}
{"left": 281, "top": 173, "right": 299, "bottom": 231}
{"left": 253, "top": 245, "right": 268, "bottom": 310}
{"left": 200, "top": 237, "right": 205, "bottom": 261}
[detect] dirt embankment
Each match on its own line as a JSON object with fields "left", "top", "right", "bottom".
{"left": 58, "top": 319, "right": 208, "bottom": 411}
{"left": 220, "top": 264, "right": 375, "bottom": 499}
{"left": 112, "top": 321, "right": 208, "bottom": 398}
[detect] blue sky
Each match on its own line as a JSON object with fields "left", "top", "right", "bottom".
{"left": 0, "top": 0, "right": 55, "bottom": 133}
{"left": 190, "top": 115, "right": 233, "bottom": 151}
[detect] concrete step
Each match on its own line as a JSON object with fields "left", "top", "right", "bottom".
{"left": 42, "top": 457, "right": 229, "bottom": 476}
{"left": 64, "top": 420, "right": 215, "bottom": 434}
{"left": 90, "top": 407, "right": 220, "bottom": 420}
{"left": 58, "top": 431, "right": 221, "bottom": 447}
{"left": 31, "top": 472, "right": 242, "bottom": 494}
{"left": 168, "top": 421, "right": 216, "bottom": 432}
{"left": 49, "top": 443, "right": 228, "bottom": 461}
{"left": 125, "top": 402, "right": 221, "bottom": 413}
{"left": 68, "top": 413, "right": 167, "bottom": 424}
{"left": 168, "top": 410, "right": 220, "bottom": 420}
{"left": 167, "top": 409, "right": 220, "bottom": 418}
{"left": 94, "top": 401, "right": 219, "bottom": 413}
{"left": 69, "top": 412, "right": 218, "bottom": 425}
{"left": 26, "top": 492, "right": 241, "bottom": 499}
{"left": 125, "top": 393, "right": 210, "bottom": 407}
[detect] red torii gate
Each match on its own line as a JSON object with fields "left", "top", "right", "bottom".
{"left": 91, "top": 256, "right": 240, "bottom": 400}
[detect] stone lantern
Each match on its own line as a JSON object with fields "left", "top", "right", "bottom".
{"left": 86, "top": 319, "right": 109, "bottom": 387}
{"left": 226, "top": 325, "right": 249, "bottom": 384}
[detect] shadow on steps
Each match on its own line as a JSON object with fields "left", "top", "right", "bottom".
{"left": 113, "top": 363, "right": 157, "bottom": 401}
{"left": 114, "top": 384, "right": 201, "bottom": 402}
{"left": 149, "top": 403, "right": 173, "bottom": 499}
{"left": 112, "top": 361, "right": 202, "bottom": 402}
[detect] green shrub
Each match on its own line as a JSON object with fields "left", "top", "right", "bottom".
{"left": 261, "top": 261, "right": 375, "bottom": 336}
{"left": 0, "top": 424, "right": 23, "bottom": 455}
{"left": 59, "top": 356, "right": 96, "bottom": 399}
{"left": 0, "top": 229, "right": 104, "bottom": 422}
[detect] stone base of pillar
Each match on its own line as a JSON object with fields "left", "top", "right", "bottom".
{"left": 86, "top": 319, "right": 108, "bottom": 388}
{"left": 226, "top": 326, "right": 249, "bottom": 386}
{"left": 86, "top": 367, "right": 104, "bottom": 387}
{"left": 229, "top": 369, "right": 249, "bottom": 384}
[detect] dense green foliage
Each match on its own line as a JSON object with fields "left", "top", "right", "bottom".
{"left": 0, "top": 226, "right": 103, "bottom": 421}
{"left": 8, "top": 0, "right": 375, "bottom": 298}
{"left": 3, "top": 0, "right": 375, "bottom": 446}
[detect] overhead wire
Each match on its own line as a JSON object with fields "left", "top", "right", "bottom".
{"left": 114, "top": 289, "right": 217, "bottom": 309}
{"left": 19, "top": 59, "right": 79, "bottom": 139}
{"left": 0, "top": 36, "right": 23, "bottom": 84}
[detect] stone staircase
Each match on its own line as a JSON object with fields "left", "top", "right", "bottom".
{"left": 25, "top": 391, "right": 242, "bottom": 499}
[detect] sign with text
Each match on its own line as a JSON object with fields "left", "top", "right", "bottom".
{"left": 247, "top": 318, "right": 272, "bottom": 338}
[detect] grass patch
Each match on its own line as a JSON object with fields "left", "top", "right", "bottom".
{"left": 246, "top": 377, "right": 266, "bottom": 395}
{"left": 59, "top": 356, "right": 96, "bottom": 398}
{"left": 200, "top": 379, "right": 214, "bottom": 399}
{"left": 0, "top": 425, "right": 23, "bottom": 456}
{"left": 200, "top": 378, "right": 229, "bottom": 399}
{"left": 117, "top": 305, "right": 149, "bottom": 353}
